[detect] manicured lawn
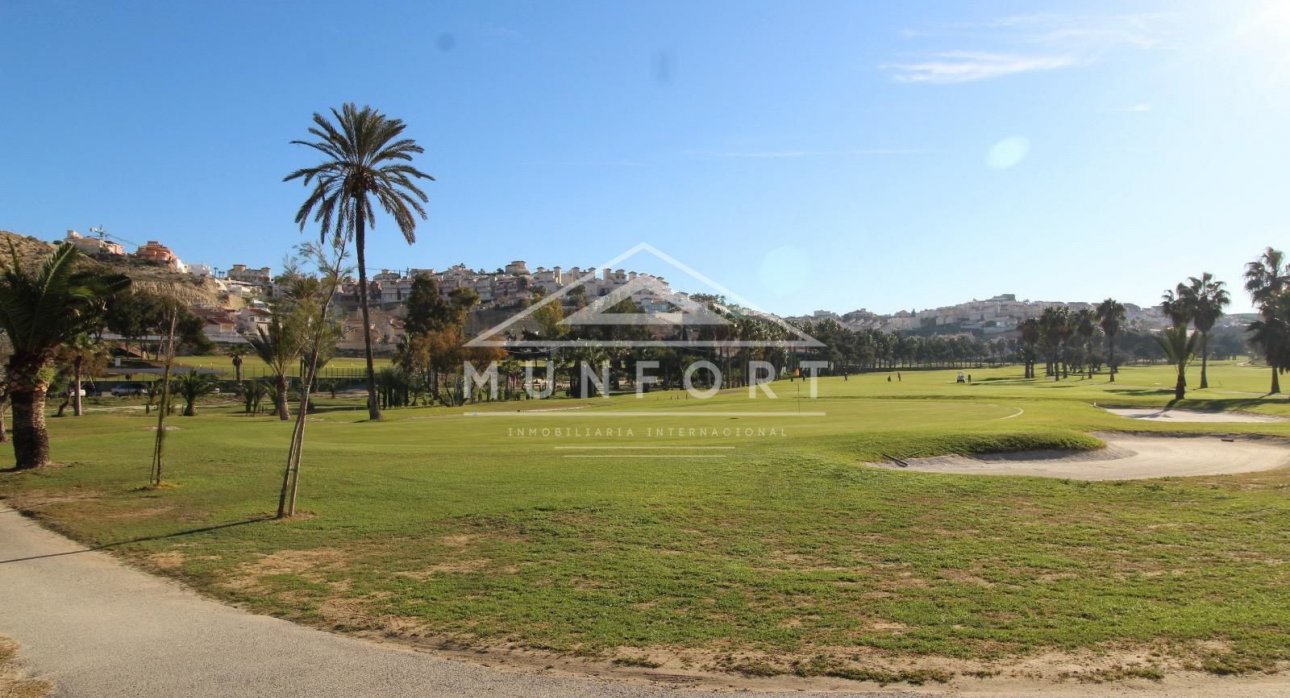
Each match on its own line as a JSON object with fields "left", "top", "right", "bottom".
{"left": 3, "top": 361, "right": 1289, "bottom": 682}
{"left": 169, "top": 354, "right": 392, "bottom": 379}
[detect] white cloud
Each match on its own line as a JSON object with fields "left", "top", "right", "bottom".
{"left": 888, "top": 12, "right": 1171, "bottom": 85}
{"left": 711, "top": 150, "right": 811, "bottom": 159}
{"left": 888, "top": 52, "right": 1078, "bottom": 84}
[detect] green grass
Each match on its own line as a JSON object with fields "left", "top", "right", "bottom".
{"left": 169, "top": 354, "right": 391, "bottom": 379}
{"left": 3, "top": 361, "right": 1290, "bottom": 681}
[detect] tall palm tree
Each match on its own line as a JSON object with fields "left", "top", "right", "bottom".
{"left": 1018, "top": 318, "right": 1040, "bottom": 379}
{"left": 1245, "top": 247, "right": 1288, "bottom": 306}
{"left": 1178, "top": 273, "right": 1230, "bottom": 389}
{"left": 1096, "top": 299, "right": 1126, "bottom": 382}
{"left": 1247, "top": 292, "right": 1290, "bottom": 395}
{"left": 1245, "top": 247, "right": 1290, "bottom": 393}
{"left": 1160, "top": 288, "right": 1193, "bottom": 328}
{"left": 1072, "top": 308, "right": 1096, "bottom": 377}
{"left": 1038, "top": 307, "right": 1069, "bottom": 380}
{"left": 0, "top": 244, "right": 128, "bottom": 469}
{"left": 285, "top": 103, "right": 434, "bottom": 421}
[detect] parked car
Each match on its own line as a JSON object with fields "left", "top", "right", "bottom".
{"left": 110, "top": 382, "right": 148, "bottom": 397}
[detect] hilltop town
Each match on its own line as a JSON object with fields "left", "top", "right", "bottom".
{"left": 53, "top": 228, "right": 1241, "bottom": 351}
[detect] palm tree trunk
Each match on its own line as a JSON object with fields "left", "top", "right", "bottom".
{"left": 1198, "top": 333, "right": 1210, "bottom": 389}
{"left": 73, "top": 356, "right": 84, "bottom": 417}
{"left": 1108, "top": 335, "right": 1116, "bottom": 383}
{"left": 1272, "top": 366, "right": 1281, "bottom": 395}
{"left": 1175, "top": 364, "right": 1187, "bottom": 401}
{"left": 354, "top": 217, "right": 382, "bottom": 421}
{"left": 7, "top": 357, "right": 51, "bottom": 470}
{"left": 275, "top": 373, "right": 290, "bottom": 420}
{"left": 0, "top": 393, "right": 8, "bottom": 443}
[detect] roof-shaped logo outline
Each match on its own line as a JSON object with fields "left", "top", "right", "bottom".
{"left": 464, "top": 242, "right": 824, "bottom": 349}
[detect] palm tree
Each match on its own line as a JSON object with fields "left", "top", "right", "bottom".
{"left": 1096, "top": 299, "right": 1126, "bottom": 382}
{"left": 0, "top": 244, "right": 128, "bottom": 469}
{"left": 1178, "top": 273, "right": 1230, "bottom": 389}
{"left": 1038, "top": 307, "right": 1069, "bottom": 380}
{"left": 1018, "top": 318, "right": 1040, "bottom": 379}
{"left": 1155, "top": 324, "right": 1200, "bottom": 401}
{"left": 1246, "top": 291, "right": 1290, "bottom": 395}
{"left": 1160, "top": 288, "right": 1193, "bottom": 327}
{"left": 285, "top": 103, "right": 434, "bottom": 421}
{"left": 229, "top": 349, "right": 245, "bottom": 385}
{"left": 57, "top": 334, "right": 106, "bottom": 417}
{"left": 1073, "top": 308, "right": 1096, "bottom": 378}
{"left": 246, "top": 311, "right": 304, "bottom": 420}
{"left": 1245, "top": 247, "right": 1290, "bottom": 393}
{"left": 173, "top": 370, "right": 219, "bottom": 416}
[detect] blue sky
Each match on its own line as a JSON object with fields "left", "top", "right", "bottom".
{"left": 2, "top": 0, "right": 1287, "bottom": 315}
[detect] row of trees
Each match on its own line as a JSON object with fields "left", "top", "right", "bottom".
{"left": 796, "top": 311, "right": 1246, "bottom": 380}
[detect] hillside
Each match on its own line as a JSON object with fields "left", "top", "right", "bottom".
{"left": 0, "top": 229, "right": 224, "bottom": 307}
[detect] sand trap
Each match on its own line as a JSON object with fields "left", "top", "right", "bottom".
{"left": 1103, "top": 407, "right": 1285, "bottom": 423}
{"left": 873, "top": 434, "right": 1290, "bottom": 480}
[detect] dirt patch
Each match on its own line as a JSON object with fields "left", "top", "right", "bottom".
{"left": 222, "top": 547, "right": 349, "bottom": 593}
{"left": 102, "top": 505, "right": 175, "bottom": 521}
{"left": 871, "top": 433, "right": 1290, "bottom": 480}
{"left": 147, "top": 551, "right": 187, "bottom": 570}
{"left": 3, "top": 490, "right": 100, "bottom": 510}
{"left": 396, "top": 558, "right": 492, "bottom": 579}
{"left": 0, "top": 636, "right": 52, "bottom": 698}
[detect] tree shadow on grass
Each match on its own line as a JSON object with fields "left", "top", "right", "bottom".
{"left": 0, "top": 513, "right": 272, "bottom": 565}
{"left": 1175, "top": 397, "right": 1284, "bottom": 413}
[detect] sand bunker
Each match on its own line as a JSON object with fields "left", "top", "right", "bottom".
{"left": 1103, "top": 407, "right": 1284, "bottom": 423}
{"left": 872, "top": 434, "right": 1290, "bottom": 480}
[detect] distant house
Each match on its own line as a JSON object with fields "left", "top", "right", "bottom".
{"left": 227, "top": 263, "right": 272, "bottom": 286}
{"left": 64, "top": 230, "right": 125, "bottom": 256}
{"left": 193, "top": 308, "right": 242, "bottom": 344}
{"left": 135, "top": 240, "right": 186, "bottom": 271}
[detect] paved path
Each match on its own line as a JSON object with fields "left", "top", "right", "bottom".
{"left": 3, "top": 505, "right": 1289, "bottom": 698}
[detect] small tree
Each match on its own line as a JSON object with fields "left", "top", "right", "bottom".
{"left": 1155, "top": 324, "right": 1200, "bottom": 401}
{"left": 247, "top": 310, "right": 305, "bottom": 420}
{"left": 277, "top": 241, "right": 347, "bottom": 519}
{"left": 173, "top": 370, "right": 220, "bottom": 416}
{"left": 243, "top": 379, "right": 269, "bottom": 414}
{"left": 230, "top": 349, "right": 245, "bottom": 385}
{"left": 150, "top": 307, "right": 179, "bottom": 486}
{"left": 56, "top": 334, "right": 106, "bottom": 417}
